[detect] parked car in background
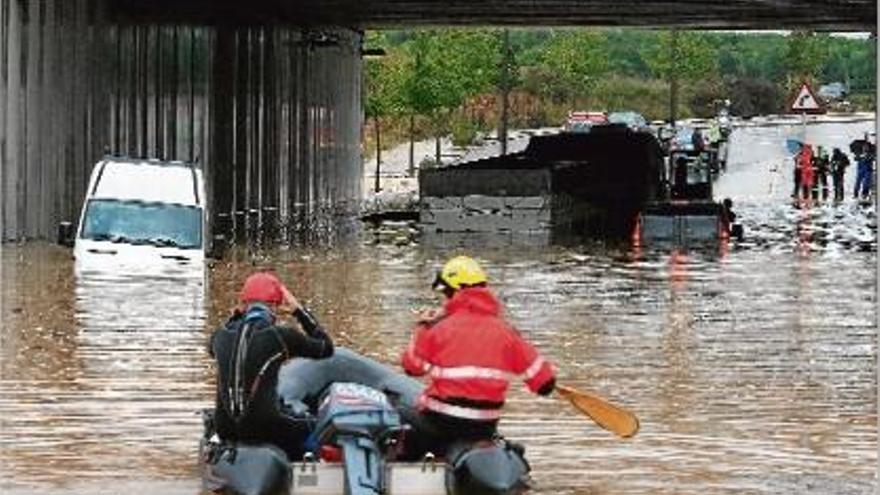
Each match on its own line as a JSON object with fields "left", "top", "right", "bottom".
{"left": 563, "top": 111, "right": 608, "bottom": 133}
{"left": 66, "top": 157, "right": 207, "bottom": 274}
{"left": 607, "top": 111, "right": 649, "bottom": 132}
{"left": 669, "top": 127, "right": 707, "bottom": 154}
{"left": 818, "top": 82, "right": 848, "bottom": 102}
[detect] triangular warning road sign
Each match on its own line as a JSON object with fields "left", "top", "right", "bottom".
{"left": 789, "top": 82, "right": 825, "bottom": 114}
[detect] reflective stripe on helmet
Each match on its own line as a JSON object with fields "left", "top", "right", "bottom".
{"left": 522, "top": 357, "right": 546, "bottom": 381}
{"left": 420, "top": 396, "right": 502, "bottom": 421}
{"left": 429, "top": 365, "right": 513, "bottom": 381}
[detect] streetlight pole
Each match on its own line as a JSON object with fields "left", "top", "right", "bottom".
{"left": 669, "top": 29, "right": 679, "bottom": 128}
{"left": 498, "top": 29, "right": 513, "bottom": 156}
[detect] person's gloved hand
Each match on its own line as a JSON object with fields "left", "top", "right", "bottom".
{"left": 278, "top": 284, "right": 302, "bottom": 315}
{"left": 412, "top": 307, "right": 444, "bottom": 324}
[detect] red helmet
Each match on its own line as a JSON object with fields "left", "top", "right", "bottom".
{"left": 238, "top": 272, "right": 285, "bottom": 305}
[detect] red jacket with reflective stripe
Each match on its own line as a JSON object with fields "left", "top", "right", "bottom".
{"left": 401, "top": 287, "right": 555, "bottom": 409}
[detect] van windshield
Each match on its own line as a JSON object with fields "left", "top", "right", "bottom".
{"left": 80, "top": 199, "right": 202, "bottom": 249}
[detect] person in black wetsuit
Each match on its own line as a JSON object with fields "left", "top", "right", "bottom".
{"left": 209, "top": 271, "right": 334, "bottom": 459}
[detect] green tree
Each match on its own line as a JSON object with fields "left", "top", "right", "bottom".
{"left": 401, "top": 29, "right": 497, "bottom": 164}
{"left": 644, "top": 30, "right": 717, "bottom": 123}
{"left": 364, "top": 33, "right": 406, "bottom": 192}
{"left": 822, "top": 37, "right": 876, "bottom": 92}
{"left": 784, "top": 31, "right": 830, "bottom": 88}
{"left": 644, "top": 30, "right": 717, "bottom": 82}
{"left": 604, "top": 29, "right": 654, "bottom": 78}
{"left": 538, "top": 30, "right": 608, "bottom": 108}
{"left": 495, "top": 29, "right": 523, "bottom": 155}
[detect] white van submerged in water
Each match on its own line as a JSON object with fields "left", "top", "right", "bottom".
{"left": 70, "top": 157, "right": 206, "bottom": 273}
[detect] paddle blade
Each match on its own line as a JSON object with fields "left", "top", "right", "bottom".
{"left": 557, "top": 384, "right": 640, "bottom": 438}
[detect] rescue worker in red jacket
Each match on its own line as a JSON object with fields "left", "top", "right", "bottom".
{"left": 401, "top": 256, "right": 556, "bottom": 457}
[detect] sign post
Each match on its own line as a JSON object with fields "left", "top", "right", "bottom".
{"left": 788, "top": 81, "right": 825, "bottom": 142}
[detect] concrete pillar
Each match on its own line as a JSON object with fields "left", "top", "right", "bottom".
{"left": 3, "top": 0, "right": 22, "bottom": 240}
{"left": 1, "top": 16, "right": 363, "bottom": 243}
{"left": 210, "top": 24, "right": 235, "bottom": 242}
{"left": 0, "top": 0, "right": 8, "bottom": 240}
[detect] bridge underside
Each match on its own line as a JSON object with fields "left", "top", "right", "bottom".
{"left": 110, "top": 0, "right": 876, "bottom": 31}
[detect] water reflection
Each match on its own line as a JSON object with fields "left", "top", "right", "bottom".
{"left": 0, "top": 246, "right": 210, "bottom": 493}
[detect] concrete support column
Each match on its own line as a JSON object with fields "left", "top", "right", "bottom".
{"left": 3, "top": 0, "right": 22, "bottom": 240}
{"left": 210, "top": 24, "right": 235, "bottom": 242}
{"left": 2, "top": 15, "right": 363, "bottom": 243}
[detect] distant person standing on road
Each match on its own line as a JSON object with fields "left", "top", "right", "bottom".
{"left": 798, "top": 145, "right": 814, "bottom": 200}
{"left": 707, "top": 124, "right": 723, "bottom": 170}
{"left": 692, "top": 128, "right": 705, "bottom": 155}
{"left": 812, "top": 146, "right": 830, "bottom": 201}
{"left": 721, "top": 198, "right": 737, "bottom": 229}
{"left": 853, "top": 150, "right": 875, "bottom": 201}
{"left": 830, "top": 148, "right": 850, "bottom": 202}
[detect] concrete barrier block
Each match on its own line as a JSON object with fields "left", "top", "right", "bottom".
{"left": 504, "top": 196, "right": 548, "bottom": 210}
{"left": 450, "top": 211, "right": 502, "bottom": 232}
{"left": 421, "top": 194, "right": 557, "bottom": 233}
{"left": 511, "top": 208, "right": 551, "bottom": 221}
{"left": 511, "top": 230, "right": 552, "bottom": 245}
{"left": 420, "top": 208, "right": 461, "bottom": 223}
{"left": 463, "top": 195, "right": 506, "bottom": 210}
{"left": 422, "top": 196, "right": 462, "bottom": 209}
{"left": 431, "top": 210, "right": 476, "bottom": 231}
{"left": 509, "top": 209, "right": 552, "bottom": 229}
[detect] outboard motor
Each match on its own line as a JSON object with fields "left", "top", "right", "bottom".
{"left": 312, "top": 382, "right": 405, "bottom": 495}
{"left": 445, "top": 439, "right": 531, "bottom": 495}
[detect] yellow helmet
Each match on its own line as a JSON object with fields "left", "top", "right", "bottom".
{"left": 433, "top": 256, "right": 488, "bottom": 291}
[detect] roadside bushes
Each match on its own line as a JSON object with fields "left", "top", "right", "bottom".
{"left": 593, "top": 77, "right": 671, "bottom": 121}
{"left": 725, "top": 77, "right": 783, "bottom": 117}
{"left": 689, "top": 80, "right": 726, "bottom": 118}
{"left": 450, "top": 117, "right": 481, "bottom": 147}
{"left": 690, "top": 76, "right": 783, "bottom": 118}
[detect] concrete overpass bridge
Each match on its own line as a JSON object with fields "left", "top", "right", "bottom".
{"left": 2, "top": 0, "right": 876, "bottom": 242}
{"left": 111, "top": 0, "right": 876, "bottom": 30}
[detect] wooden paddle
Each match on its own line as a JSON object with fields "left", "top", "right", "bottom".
{"left": 556, "top": 383, "right": 640, "bottom": 438}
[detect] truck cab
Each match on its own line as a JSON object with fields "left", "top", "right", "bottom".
{"left": 72, "top": 157, "right": 206, "bottom": 274}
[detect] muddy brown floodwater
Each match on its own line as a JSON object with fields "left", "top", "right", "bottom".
{"left": 1, "top": 120, "right": 877, "bottom": 494}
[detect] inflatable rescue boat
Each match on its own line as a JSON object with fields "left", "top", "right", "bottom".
{"left": 200, "top": 348, "right": 531, "bottom": 495}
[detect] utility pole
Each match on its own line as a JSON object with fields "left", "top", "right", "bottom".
{"left": 374, "top": 117, "right": 381, "bottom": 193}
{"left": 408, "top": 114, "right": 415, "bottom": 177}
{"left": 498, "top": 29, "right": 513, "bottom": 156}
{"left": 669, "top": 29, "right": 679, "bottom": 128}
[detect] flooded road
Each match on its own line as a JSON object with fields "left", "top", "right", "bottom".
{"left": 1, "top": 120, "right": 877, "bottom": 494}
